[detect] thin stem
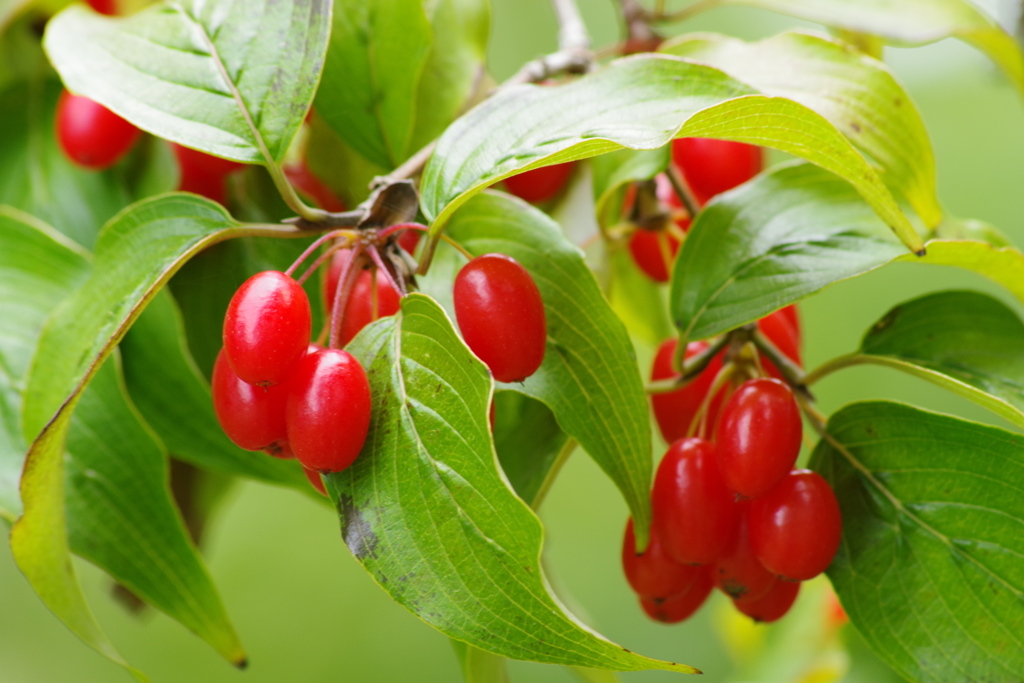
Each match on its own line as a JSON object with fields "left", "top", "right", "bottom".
{"left": 441, "top": 234, "right": 476, "bottom": 261}
{"left": 552, "top": 0, "right": 590, "bottom": 52}
{"left": 803, "top": 353, "right": 868, "bottom": 386}
{"left": 647, "top": 333, "right": 729, "bottom": 392}
{"left": 328, "top": 244, "right": 367, "bottom": 349}
{"left": 296, "top": 240, "right": 350, "bottom": 287}
{"left": 751, "top": 329, "right": 811, "bottom": 401}
{"left": 378, "top": 222, "right": 429, "bottom": 241}
{"left": 530, "top": 438, "right": 578, "bottom": 510}
{"left": 368, "top": 246, "right": 408, "bottom": 298}
{"left": 664, "top": 164, "right": 700, "bottom": 219}
{"left": 687, "top": 362, "right": 735, "bottom": 439}
{"left": 284, "top": 229, "right": 350, "bottom": 277}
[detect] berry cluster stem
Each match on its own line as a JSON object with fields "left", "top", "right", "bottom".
{"left": 329, "top": 244, "right": 368, "bottom": 349}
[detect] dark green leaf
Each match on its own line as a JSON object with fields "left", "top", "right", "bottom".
{"left": 315, "top": 0, "right": 431, "bottom": 169}
{"left": 331, "top": 294, "right": 693, "bottom": 673}
{"left": 420, "top": 54, "right": 923, "bottom": 253}
{"left": 0, "top": 79, "right": 130, "bottom": 249}
{"left": 0, "top": 206, "right": 90, "bottom": 520}
{"left": 492, "top": 390, "right": 570, "bottom": 507}
{"left": 835, "top": 291, "right": 1024, "bottom": 430}
{"left": 304, "top": 110, "right": 388, "bottom": 210}
{"left": 812, "top": 401, "right": 1024, "bottom": 683}
{"left": 670, "top": 162, "right": 908, "bottom": 343}
{"left": 716, "top": 0, "right": 1024, "bottom": 95}
{"left": 120, "top": 289, "right": 309, "bottom": 489}
{"left": 443, "top": 192, "right": 655, "bottom": 547}
{"left": 43, "top": 0, "right": 332, "bottom": 164}
{"left": 660, "top": 30, "right": 941, "bottom": 228}
{"left": 65, "top": 354, "right": 245, "bottom": 665}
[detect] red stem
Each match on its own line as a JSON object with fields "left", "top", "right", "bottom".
{"left": 368, "top": 247, "right": 407, "bottom": 297}
{"left": 284, "top": 229, "right": 348, "bottom": 277}
{"left": 377, "top": 222, "right": 429, "bottom": 241}
{"left": 296, "top": 240, "right": 351, "bottom": 286}
{"left": 329, "top": 244, "right": 368, "bottom": 349}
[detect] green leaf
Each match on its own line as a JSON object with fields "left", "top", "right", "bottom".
{"left": 315, "top": 0, "right": 431, "bottom": 169}
{"left": 21, "top": 193, "right": 303, "bottom": 441}
{"left": 120, "top": 289, "right": 309, "bottom": 489}
{"left": 812, "top": 401, "right": 1024, "bottom": 683}
{"left": 0, "top": 79, "right": 131, "bottom": 249}
{"left": 64, "top": 354, "right": 245, "bottom": 665}
{"left": 660, "top": 30, "right": 941, "bottom": 227}
{"left": 716, "top": 0, "right": 1024, "bottom": 96}
{"left": 894, "top": 239, "right": 1024, "bottom": 307}
{"left": 608, "top": 246, "right": 673, "bottom": 347}
{"left": 331, "top": 293, "right": 694, "bottom": 673}
{"left": 0, "top": 206, "right": 90, "bottom": 520}
{"left": 43, "top": 0, "right": 332, "bottom": 164}
{"left": 670, "top": 162, "right": 909, "bottom": 343}
{"left": 831, "top": 291, "right": 1024, "bottom": 430}
{"left": 492, "top": 390, "right": 571, "bottom": 507}
{"left": 407, "top": 0, "right": 490, "bottom": 155}
{"left": 444, "top": 192, "right": 655, "bottom": 548}
{"left": 420, "top": 54, "right": 924, "bottom": 253}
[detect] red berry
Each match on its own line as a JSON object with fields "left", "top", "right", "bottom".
{"left": 749, "top": 470, "right": 842, "bottom": 581}
{"left": 172, "top": 143, "right": 245, "bottom": 204}
{"left": 628, "top": 227, "right": 682, "bottom": 282}
{"left": 715, "top": 378, "right": 802, "bottom": 499}
{"left": 622, "top": 518, "right": 701, "bottom": 600}
{"left": 453, "top": 253, "right": 547, "bottom": 383}
{"left": 759, "top": 305, "right": 802, "bottom": 368}
{"left": 211, "top": 348, "right": 289, "bottom": 452}
{"left": 86, "top": 0, "right": 117, "bottom": 15}
{"left": 652, "top": 438, "right": 740, "bottom": 565}
{"left": 733, "top": 577, "right": 800, "bottom": 623}
{"left": 503, "top": 162, "right": 575, "bottom": 204}
{"left": 671, "top": 138, "right": 762, "bottom": 205}
{"left": 286, "top": 348, "right": 372, "bottom": 473}
{"left": 324, "top": 251, "right": 402, "bottom": 345}
{"left": 56, "top": 91, "right": 140, "bottom": 170}
{"left": 650, "top": 339, "right": 724, "bottom": 445}
{"left": 304, "top": 466, "right": 328, "bottom": 496}
{"left": 711, "top": 503, "right": 775, "bottom": 601}
{"left": 284, "top": 162, "right": 345, "bottom": 212}
{"left": 639, "top": 568, "right": 713, "bottom": 623}
{"left": 223, "top": 271, "right": 311, "bottom": 387}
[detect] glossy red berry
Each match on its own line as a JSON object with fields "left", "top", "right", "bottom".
{"left": 711, "top": 503, "right": 775, "bottom": 601}
{"left": 733, "top": 577, "right": 800, "bottom": 623}
{"left": 284, "top": 162, "right": 345, "bottom": 212}
{"left": 223, "top": 271, "right": 311, "bottom": 387}
{"left": 639, "top": 568, "right": 713, "bottom": 624}
{"left": 652, "top": 438, "right": 740, "bottom": 565}
{"left": 86, "top": 0, "right": 117, "bottom": 15}
{"left": 453, "top": 253, "right": 547, "bottom": 383}
{"left": 286, "top": 348, "right": 372, "bottom": 473}
{"left": 56, "top": 91, "right": 140, "bottom": 170}
{"left": 671, "top": 138, "right": 762, "bottom": 205}
{"left": 622, "top": 519, "right": 701, "bottom": 600}
{"left": 628, "top": 227, "right": 682, "bottom": 282}
{"left": 503, "top": 162, "right": 575, "bottom": 203}
{"left": 650, "top": 339, "right": 724, "bottom": 445}
{"left": 304, "top": 467, "right": 327, "bottom": 496}
{"left": 715, "top": 378, "right": 802, "bottom": 499}
{"left": 749, "top": 470, "right": 842, "bottom": 581}
{"left": 172, "top": 143, "right": 245, "bottom": 204}
{"left": 211, "top": 348, "right": 289, "bottom": 452}
{"left": 396, "top": 228, "right": 421, "bottom": 255}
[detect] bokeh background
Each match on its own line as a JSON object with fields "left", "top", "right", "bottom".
{"left": 3, "top": 0, "right": 1024, "bottom": 681}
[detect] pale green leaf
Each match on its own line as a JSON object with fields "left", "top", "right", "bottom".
{"left": 331, "top": 294, "right": 694, "bottom": 673}
{"left": 813, "top": 401, "right": 1024, "bottom": 683}
{"left": 420, "top": 54, "right": 924, "bottom": 253}
{"left": 43, "top": 0, "right": 332, "bottom": 164}
{"left": 660, "top": 30, "right": 941, "bottom": 227}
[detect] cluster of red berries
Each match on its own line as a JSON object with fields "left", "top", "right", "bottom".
{"left": 629, "top": 138, "right": 762, "bottom": 283}
{"left": 623, "top": 307, "right": 842, "bottom": 625}
{"left": 212, "top": 222, "right": 548, "bottom": 495}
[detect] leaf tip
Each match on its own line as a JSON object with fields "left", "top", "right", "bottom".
{"left": 914, "top": 246, "right": 927, "bottom": 257}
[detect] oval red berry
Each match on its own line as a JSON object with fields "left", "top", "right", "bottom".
{"left": 710, "top": 503, "right": 776, "bottom": 601}
{"left": 732, "top": 577, "right": 800, "bottom": 623}
{"left": 211, "top": 348, "right": 289, "bottom": 452}
{"left": 503, "top": 162, "right": 574, "bottom": 203}
{"left": 749, "top": 469, "right": 842, "bottom": 581}
{"left": 286, "top": 348, "right": 372, "bottom": 473}
{"left": 671, "top": 138, "right": 762, "bottom": 205}
{"left": 621, "top": 518, "right": 701, "bottom": 600}
{"left": 223, "top": 271, "right": 311, "bottom": 387}
{"left": 639, "top": 568, "right": 713, "bottom": 624}
{"left": 628, "top": 228, "right": 681, "bottom": 282}
{"left": 454, "top": 253, "right": 546, "bottom": 383}
{"left": 56, "top": 91, "right": 140, "bottom": 170}
{"left": 715, "top": 378, "right": 803, "bottom": 499}
{"left": 652, "top": 437, "right": 740, "bottom": 565}
{"left": 650, "top": 339, "right": 725, "bottom": 445}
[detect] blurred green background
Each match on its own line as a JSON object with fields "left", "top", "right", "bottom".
{"left": 2, "top": 0, "right": 1023, "bottom": 681}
